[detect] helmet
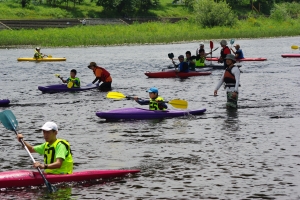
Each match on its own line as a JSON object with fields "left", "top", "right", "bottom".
{"left": 36, "top": 47, "right": 40, "bottom": 50}
{"left": 225, "top": 54, "right": 236, "bottom": 62}
{"left": 220, "top": 40, "right": 227, "bottom": 46}
{"left": 199, "top": 42, "right": 204, "bottom": 46}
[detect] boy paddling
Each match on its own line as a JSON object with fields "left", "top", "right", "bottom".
{"left": 17, "top": 122, "right": 73, "bottom": 174}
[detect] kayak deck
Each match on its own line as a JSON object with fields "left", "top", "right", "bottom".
{"left": 17, "top": 57, "right": 66, "bottom": 62}
{"left": 206, "top": 57, "right": 267, "bottom": 61}
{"left": 38, "top": 84, "right": 98, "bottom": 93}
{"left": 96, "top": 107, "right": 206, "bottom": 120}
{"left": 0, "top": 99, "right": 10, "bottom": 106}
{"left": 281, "top": 54, "right": 300, "bottom": 58}
{"left": 0, "top": 169, "right": 140, "bottom": 188}
{"left": 145, "top": 70, "right": 211, "bottom": 78}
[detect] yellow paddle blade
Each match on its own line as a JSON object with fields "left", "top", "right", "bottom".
{"left": 54, "top": 74, "right": 60, "bottom": 78}
{"left": 168, "top": 99, "right": 188, "bottom": 109}
{"left": 107, "top": 91, "right": 127, "bottom": 99}
{"left": 67, "top": 81, "right": 73, "bottom": 88}
{"left": 48, "top": 55, "right": 52, "bottom": 58}
{"left": 291, "top": 45, "right": 299, "bottom": 50}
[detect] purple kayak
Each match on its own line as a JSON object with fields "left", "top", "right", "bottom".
{"left": 38, "top": 84, "right": 97, "bottom": 93}
{"left": 0, "top": 99, "right": 10, "bottom": 106}
{"left": 96, "top": 107, "right": 206, "bottom": 120}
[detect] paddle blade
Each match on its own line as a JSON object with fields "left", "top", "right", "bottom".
{"left": 168, "top": 53, "right": 174, "bottom": 59}
{"left": 67, "top": 81, "right": 73, "bottom": 88}
{"left": 107, "top": 91, "right": 127, "bottom": 99}
{"left": 168, "top": 99, "right": 188, "bottom": 109}
{"left": 46, "top": 181, "right": 57, "bottom": 193}
{"left": 230, "top": 39, "right": 235, "bottom": 45}
{"left": 291, "top": 45, "right": 299, "bottom": 50}
{"left": 54, "top": 74, "right": 60, "bottom": 78}
{"left": 0, "top": 110, "right": 18, "bottom": 131}
{"left": 210, "top": 41, "right": 213, "bottom": 49}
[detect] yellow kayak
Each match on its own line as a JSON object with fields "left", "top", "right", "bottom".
{"left": 17, "top": 57, "right": 66, "bottom": 62}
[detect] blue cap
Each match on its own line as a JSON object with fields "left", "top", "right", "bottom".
{"left": 147, "top": 87, "right": 158, "bottom": 93}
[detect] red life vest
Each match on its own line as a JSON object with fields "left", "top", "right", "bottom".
{"left": 93, "top": 66, "right": 111, "bottom": 82}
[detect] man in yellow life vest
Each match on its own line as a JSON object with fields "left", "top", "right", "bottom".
{"left": 17, "top": 122, "right": 73, "bottom": 174}
{"left": 134, "top": 87, "right": 168, "bottom": 110}
{"left": 34, "top": 47, "right": 45, "bottom": 59}
{"left": 59, "top": 69, "right": 81, "bottom": 88}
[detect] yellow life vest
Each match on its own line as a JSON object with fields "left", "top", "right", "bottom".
{"left": 44, "top": 139, "right": 73, "bottom": 174}
{"left": 149, "top": 96, "right": 165, "bottom": 110}
{"left": 34, "top": 50, "right": 42, "bottom": 59}
{"left": 68, "top": 77, "right": 80, "bottom": 87}
{"left": 195, "top": 57, "right": 205, "bottom": 67}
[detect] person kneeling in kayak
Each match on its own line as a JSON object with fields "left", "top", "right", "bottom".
{"left": 17, "top": 122, "right": 73, "bottom": 174}
{"left": 173, "top": 55, "right": 189, "bottom": 73}
{"left": 195, "top": 49, "right": 206, "bottom": 68}
{"left": 34, "top": 47, "right": 45, "bottom": 59}
{"left": 59, "top": 69, "right": 81, "bottom": 88}
{"left": 134, "top": 87, "right": 168, "bottom": 110}
{"left": 87, "top": 62, "right": 112, "bottom": 91}
{"left": 230, "top": 44, "right": 244, "bottom": 59}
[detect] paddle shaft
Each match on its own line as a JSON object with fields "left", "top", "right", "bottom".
{"left": 13, "top": 129, "right": 54, "bottom": 192}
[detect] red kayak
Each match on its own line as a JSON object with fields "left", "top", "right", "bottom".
{"left": 145, "top": 70, "right": 211, "bottom": 78}
{"left": 206, "top": 57, "right": 267, "bottom": 61}
{"left": 281, "top": 54, "right": 300, "bottom": 58}
{"left": 0, "top": 169, "right": 140, "bottom": 188}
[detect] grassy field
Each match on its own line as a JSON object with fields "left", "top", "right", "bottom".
{"left": 1, "top": 17, "right": 300, "bottom": 47}
{"left": 0, "top": 0, "right": 192, "bottom": 19}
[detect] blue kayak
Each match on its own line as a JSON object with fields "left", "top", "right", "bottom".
{"left": 38, "top": 84, "right": 98, "bottom": 93}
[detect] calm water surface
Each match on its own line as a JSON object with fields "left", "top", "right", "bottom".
{"left": 0, "top": 37, "right": 300, "bottom": 199}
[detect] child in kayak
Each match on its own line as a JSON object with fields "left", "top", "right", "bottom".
{"left": 195, "top": 49, "right": 206, "bottom": 68}
{"left": 34, "top": 47, "right": 45, "bottom": 59}
{"left": 185, "top": 51, "right": 196, "bottom": 71}
{"left": 230, "top": 44, "right": 244, "bottom": 59}
{"left": 134, "top": 87, "right": 168, "bottom": 110}
{"left": 173, "top": 55, "right": 189, "bottom": 72}
{"left": 17, "top": 122, "right": 73, "bottom": 174}
{"left": 59, "top": 69, "right": 81, "bottom": 88}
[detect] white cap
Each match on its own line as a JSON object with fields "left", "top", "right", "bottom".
{"left": 41, "top": 122, "right": 58, "bottom": 131}
{"left": 199, "top": 42, "right": 204, "bottom": 46}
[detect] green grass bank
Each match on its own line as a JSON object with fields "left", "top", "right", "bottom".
{"left": 1, "top": 17, "right": 300, "bottom": 48}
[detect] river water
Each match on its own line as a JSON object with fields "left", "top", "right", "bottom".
{"left": 0, "top": 36, "right": 300, "bottom": 199}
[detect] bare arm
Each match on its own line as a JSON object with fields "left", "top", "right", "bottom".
{"left": 17, "top": 134, "right": 36, "bottom": 153}
{"left": 34, "top": 158, "right": 63, "bottom": 169}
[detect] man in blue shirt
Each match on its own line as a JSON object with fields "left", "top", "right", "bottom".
{"left": 231, "top": 44, "right": 244, "bottom": 59}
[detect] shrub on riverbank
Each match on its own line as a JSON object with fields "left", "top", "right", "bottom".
{"left": 1, "top": 17, "right": 300, "bottom": 47}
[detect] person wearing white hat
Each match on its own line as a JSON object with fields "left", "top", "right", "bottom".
{"left": 196, "top": 42, "right": 212, "bottom": 57}
{"left": 34, "top": 47, "right": 45, "bottom": 59}
{"left": 218, "top": 40, "right": 231, "bottom": 68}
{"left": 214, "top": 54, "right": 241, "bottom": 109}
{"left": 17, "top": 121, "right": 73, "bottom": 174}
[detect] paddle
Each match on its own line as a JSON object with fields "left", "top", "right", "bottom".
{"left": 0, "top": 110, "right": 57, "bottom": 193}
{"left": 291, "top": 45, "right": 299, "bottom": 50}
{"left": 54, "top": 74, "right": 73, "bottom": 88}
{"left": 230, "top": 39, "right": 235, "bottom": 48}
{"left": 107, "top": 91, "right": 188, "bottom": 109}
{"left": 210, "top": 41, "right": 213, "bottom": 66}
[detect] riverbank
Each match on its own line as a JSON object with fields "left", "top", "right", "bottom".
{"left": 1, "top": 18, "right": 300, "bottom": 48}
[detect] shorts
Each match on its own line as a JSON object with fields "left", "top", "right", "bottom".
{"left": 99, "top": 82, "right": 112, "bottom": 91}
{"left": 226, "top": 91, "right": 238, "bottom": 108}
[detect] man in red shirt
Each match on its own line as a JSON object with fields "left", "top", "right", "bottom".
{"left": 218, "top": 40, "right": 231, "bottom": 69}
